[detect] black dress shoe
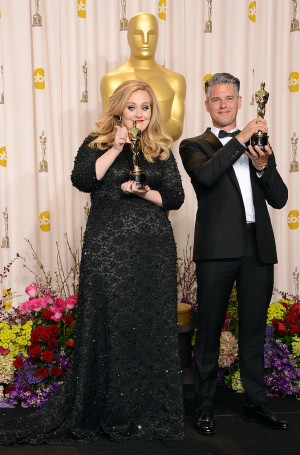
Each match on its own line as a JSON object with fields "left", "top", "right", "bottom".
{"left": 244, "top": 403, "right": 289, "bottom": 429}
{"left": 195, "top": 407, "right": 216, "bottom": 435}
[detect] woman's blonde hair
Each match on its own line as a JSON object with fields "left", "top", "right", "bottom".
{"left": 90, "top": 80, "right": 172, "bottom": 162}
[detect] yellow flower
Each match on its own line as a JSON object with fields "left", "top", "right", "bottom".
{"left": 2, "top": 289, "right": 13, "bottom": 310}
{"left": 3, "top": 302, "right": 12, "bottom": 310}
{"left": 0, "top": 321, "right": 31, "bottom": 358}
{"left": 2, "top": 288, "right": 12, "bottom": 298}
{"left": 267, "top": 300, "right": 287, "bottom": 325}
{"left": 291, "top": 336, "right": 300, "bottom": 357}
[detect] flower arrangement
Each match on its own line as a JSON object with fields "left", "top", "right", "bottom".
{"left": 214, "top": 291, "right": 300, "bottom": 398}
{"left": 0, "top": 286, "right": 77, "bottom": 408}
{"left": 0, "top": 234, "right": 81, "bottom": 408}
{"left": 177, "top": 236, "right": 300, "bottom": 399}
{"left": 263, "top": 294, "right": 300, "bottom": 397}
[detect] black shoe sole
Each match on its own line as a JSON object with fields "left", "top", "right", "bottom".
{"left": 244, "top": 417, "right": 289, "bottom": 430}
{"left": 194, "top": 427, "right": 216, "bottom": 435}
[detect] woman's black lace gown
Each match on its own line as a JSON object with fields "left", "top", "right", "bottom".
{"left": 0, "top": 134, "right": 185, "bottom": 445}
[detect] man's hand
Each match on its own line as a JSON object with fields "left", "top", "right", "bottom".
{"left": 235, "top": 116, "right": 268, "bottom": 145}
{"left": 245, "top": 144, "right": 272, "bottom": 169}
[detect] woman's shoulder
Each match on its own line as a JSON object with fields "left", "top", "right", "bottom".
{"left": 79, "top": 132, "right": 99, "bottom": 150}
{"left": 85, "top": 131, "right": 99, "bottom": 143}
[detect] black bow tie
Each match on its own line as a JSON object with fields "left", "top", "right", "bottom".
{"left": 218, "top": 129, "right": 240, "bottom": 138}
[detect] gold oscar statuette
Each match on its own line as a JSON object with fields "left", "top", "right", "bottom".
{"left": 1, "top": 207, "right": 10, "bottom": 249}
{"left": 204, "top": 0, "right": 212, "bottom": 33}
{"left": 100, "top": 13, "right": 186, "bottom": 141}
{"left": 290, "top": 132, "right": 299, "bottom": 172}
{"left": 293, "top": 267, "right": 299, "bottom": 298}
{"left": 251, "top": 82, "right": 269, "bottom": 150}
{"left": 80, "top": 61, "right": 88, "bottom": 103}
{"left": 32, "top": 0, "right": 42, "bottom": 27}
{"left": 120, "top": 0, "right": 128, "bottom": 31}
{"left": 291, "top": 0, "right": 300, "bottom": 32}
{"left": 128, "top": 120, "right": 146, "bottom": 189}
{"left": 39, "top": 131, "right": 48, "bottom": 172}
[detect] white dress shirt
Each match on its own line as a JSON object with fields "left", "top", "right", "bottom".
{"left": 211, "top": 126, "right": 255, "bottom": 223}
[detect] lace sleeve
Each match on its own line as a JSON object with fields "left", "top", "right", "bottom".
{"left": 71, "top": 135, "right": 102, "bottom": 193}
{"left": 159, "top": 151, "right": 185, "bottom": 211}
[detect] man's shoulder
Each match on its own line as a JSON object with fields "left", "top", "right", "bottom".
{"left": 180, "top": 128, "right": 212, "bottom": 146}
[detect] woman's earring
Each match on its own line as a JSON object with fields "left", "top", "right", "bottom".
{"left": 118, "top": 115, "right": 122, "bottom": 122}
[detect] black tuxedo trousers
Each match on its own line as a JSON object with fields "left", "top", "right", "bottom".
{"left": 194, "top": 227, "right": 273, "bottom": 408}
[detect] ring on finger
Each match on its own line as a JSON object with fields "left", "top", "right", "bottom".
{"left": 256, "top": 120, "right": 259, "bottom": 124}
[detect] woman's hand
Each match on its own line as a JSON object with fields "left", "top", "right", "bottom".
{"left": 95, "top": 126, "right": 128, "bottom": 180}
{"left": 121, "top": 181, "right": 163, "bottom": 207}
{"left": 113, "top": 126, "right": 128, "bottom": 153}
{"left": 121, "top": 180, "right": 150, "bottom": 195}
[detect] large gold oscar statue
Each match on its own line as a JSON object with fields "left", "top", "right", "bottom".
{"left": 100, "top": 12, "right": 186, "bottom": 141}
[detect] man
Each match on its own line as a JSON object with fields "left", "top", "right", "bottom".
{"left": 179, "top": 73, "right": 288, "bottom": 435}
{"left": 100, "top": 12, "right": 186, "bottom": 141}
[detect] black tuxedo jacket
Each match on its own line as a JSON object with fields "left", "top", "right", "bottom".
{"left": 179, "top": 128, "right": 288, "bottom": 264}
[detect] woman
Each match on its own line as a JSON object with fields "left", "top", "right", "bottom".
{"left": 0, "top": 80, "right": 185, "bottom": 445}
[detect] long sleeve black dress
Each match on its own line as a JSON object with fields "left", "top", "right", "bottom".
{"left": 0, "top": 134, "right": 185, "bottom": 445}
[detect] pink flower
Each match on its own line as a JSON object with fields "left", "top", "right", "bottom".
{"left": 20, "top": 301, "right": 31, "bottom": 313}
{"left": 65, "top": 296, "right": 77, "bottom": 310}
{"left": 53, "top": 311, "right": 63, "bottom": 320}
{"left": 49, "top": 306, "right": 63, "bottom": 321}
{"left": 25, "top": 285, "right": 38, "bottom": 297}
{"left": 54, "top": 298, "right": 65, "bottom": 312}
{"left": 27, "top": 298, "right": 44, "bottom": 312}
{"left": 43, "top": 294, "right": 54, "bottom": 306}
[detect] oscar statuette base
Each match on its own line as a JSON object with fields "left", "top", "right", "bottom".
{"left": 251, "top": 131, "right": 269, "bottom": 150}
{"left": 129, "top": 170, "right": 146, "bottom": 189}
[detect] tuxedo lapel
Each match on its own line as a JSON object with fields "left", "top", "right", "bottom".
{"left": 202, "top": 128, "right": 222, "bottom": 152}
{"left": 202, "top": 129, "right": 242, "bottom": 196}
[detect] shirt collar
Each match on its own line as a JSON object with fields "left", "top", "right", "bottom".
{"left": 211, "top": 126, "right": 239, "bottom": 138}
